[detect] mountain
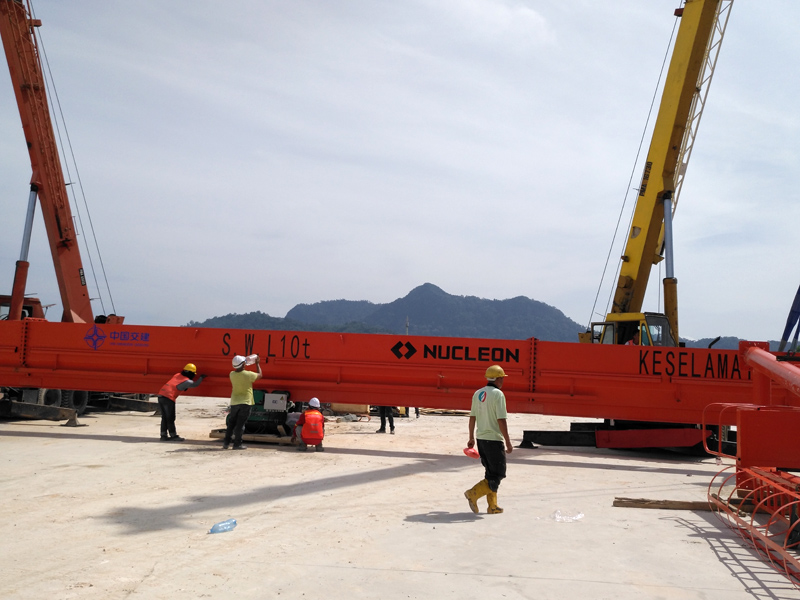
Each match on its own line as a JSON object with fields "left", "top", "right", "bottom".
{"left": 359, "top": 283, "right": 582, "bottom": 341}
{"left": 286, "top": 300, "right": 378, "bottom": 327}
{"left": 188, "top": 283, "right": 584, "bottom": 341}
{"left": 187, "top": 283, "right": 782, "bottom": 348}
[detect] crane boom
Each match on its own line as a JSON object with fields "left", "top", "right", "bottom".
{"left": 0, "top": 0, "right": 93, "bottom": 323}
{"left": 610, "top": 0, "right": 730, "bottom": 343}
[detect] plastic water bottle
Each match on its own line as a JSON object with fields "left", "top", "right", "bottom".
{"left": 245, "top": 354, "right": 258, "bottom": 365}
{"left": 209, "top": 518, "right": 237, "bottom": 534}
{"left": 551, "top": 510, "right": 584, "bottom": 523}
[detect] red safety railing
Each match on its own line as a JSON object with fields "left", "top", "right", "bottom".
{"left": 705, "top": 344, "right": 800, "bottom": 587}
{"left": 708, "top": 466, "right": 800, "bottom": 587}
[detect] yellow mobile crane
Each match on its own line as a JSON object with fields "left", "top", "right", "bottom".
{"left": 581, "top": 0, "right": 733, "bottom": 347}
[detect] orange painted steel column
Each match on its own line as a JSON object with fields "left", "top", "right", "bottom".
{"left": 743, "top": 346, "right": 800, "bottom": 401}
{"left": 8, "top": 261, "right": 29, "bottom": 321}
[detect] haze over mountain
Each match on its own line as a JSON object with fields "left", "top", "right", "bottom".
{"left": 187, "top": 283, "right": 779, "bottom": 350}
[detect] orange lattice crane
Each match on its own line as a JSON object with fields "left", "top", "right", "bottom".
{"left": 0, "top": 0, "right": 93, "bottom": 323}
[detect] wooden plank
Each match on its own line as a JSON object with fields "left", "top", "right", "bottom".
{"left": 615, "top": 496, "right": 756, "bottom": 515}
{"left": 208, "top": 428, "right": 296, "bottom": 446}
{"left": 613, "top": 497, "right": 712, "bottom": 511}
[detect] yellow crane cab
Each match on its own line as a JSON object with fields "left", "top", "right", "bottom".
{"left": 580, "top": 312, "right": 677, "bottom": 347}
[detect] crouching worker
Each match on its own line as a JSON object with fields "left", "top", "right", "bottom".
{"left": 157, "top": 363, "right": 206, "bottom": 441}
{"left": 293, "top": 397, "right": 325, "bottom": 452}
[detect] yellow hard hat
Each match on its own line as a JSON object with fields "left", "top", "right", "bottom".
{"left": 183, "top": 363, "right": 197, "bottom": 374}
{"left": 485, "top": 365, "right": 507, "bottom": 379}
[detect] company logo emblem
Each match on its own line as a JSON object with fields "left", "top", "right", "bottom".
{"left": 478, "top": 390, "right": 487, "bottom": 403}
{"left": 391, "top": 341, "right": 417, "bottom": 360}
{"left": 84, "top": 325, "right": 107, "bottom": 350}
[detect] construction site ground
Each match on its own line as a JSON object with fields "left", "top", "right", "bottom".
{"left": 2, "top": 395, "right": 798, "bottom": 600}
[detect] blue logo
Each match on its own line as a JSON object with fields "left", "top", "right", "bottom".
{"left": 478, "top": 390, "right": 487, "bottom": 403}
{"left": 84, "top": 325, "right": 107, "bottom": 350}
{"left": 84, "top": 325, "right": 151, "bottom": 350}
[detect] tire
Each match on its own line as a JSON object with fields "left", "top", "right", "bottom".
{"left": 61, "top": 390, "right": 89, "bottom": 415}
{"left": 37, "top": 388, "right": 62, "bottom": 408}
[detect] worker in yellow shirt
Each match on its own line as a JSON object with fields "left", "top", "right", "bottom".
{"left": 223, "top": 354, "right": 262, "bottom": 450}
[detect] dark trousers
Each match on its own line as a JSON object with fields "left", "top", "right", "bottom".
{"left": 477, "top": 439, "right": 507, "bottom": 492}
{"left": 224, "top": 404, "right": 252, "bottom": 446}
{"left": 157, "top": 396, "right": 177, "bottom": 437}
{"left": 379, "top": 406, "right": 394, "bottom": 430}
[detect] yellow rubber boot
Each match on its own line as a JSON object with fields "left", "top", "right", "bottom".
{"left": 464, "top": 479, "right": 490, "bottom": 514}
{"left": 487, "top": 491, "right": 504, "bottom": 514}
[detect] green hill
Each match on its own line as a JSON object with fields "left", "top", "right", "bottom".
{"left": 189, "top": 283, "right": 584, "bottom": 341}
{"left": 187, "top": 283, "right": 782, "bottom": 348}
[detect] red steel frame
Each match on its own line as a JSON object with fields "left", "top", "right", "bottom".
{"left": 709, "top": 467, "right": 800, "bottom": 588}
{"left": 700, "top": 344, "right": 800, "bottom": 586}
{"left": 2, "top": 321, "right": 799, "bottom": 454}
{"left": 0, "top": 320, "right": 775, "bottom": 413}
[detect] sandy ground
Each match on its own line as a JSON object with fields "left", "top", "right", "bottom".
{"left": 2, "top": 396, "right": 799, "bottom": 600}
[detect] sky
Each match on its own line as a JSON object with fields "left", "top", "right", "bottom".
{"left": 1, "top": 0, "right": 798, "bottom": 342}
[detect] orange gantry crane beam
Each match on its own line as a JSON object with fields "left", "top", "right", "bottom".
{"left": 3, "top": 319, "right": 800, "bottom": 470}
{"left": 0, "top": 319, "right": 764, "bottom": 417}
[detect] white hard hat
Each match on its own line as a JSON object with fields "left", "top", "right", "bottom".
{"left": 308, "top": 397, "right": 320, "bottom": 408}
{"left": 232, "top": 355, "right": 246, "bottom": 368}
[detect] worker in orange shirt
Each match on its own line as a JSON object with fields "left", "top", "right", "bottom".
{"left": 625, "top": 331, "right": 640, "bottom": 346}
{"left": 157, "top": 363, "right": 206, "bottom": 441}
{"left": 292, "top": 397, "right": 325, "bottom": 452}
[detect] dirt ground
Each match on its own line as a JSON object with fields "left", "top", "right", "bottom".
{"left": 2, "top": 396, "right": 799, "bottom": 600}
